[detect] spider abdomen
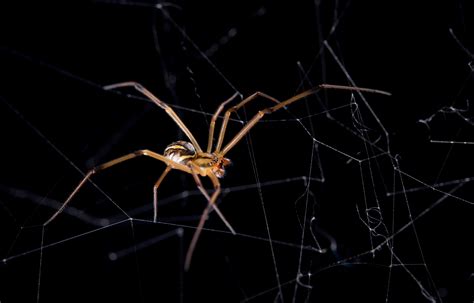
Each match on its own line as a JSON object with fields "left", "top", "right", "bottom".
{"left": 164, "top": 141, "right": 196, "bottom": 165}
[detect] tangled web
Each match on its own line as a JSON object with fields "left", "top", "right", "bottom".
{"left": 1, "top": 1, "right": 473, "bottom": 302}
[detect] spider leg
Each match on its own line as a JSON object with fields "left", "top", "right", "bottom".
{"left": 44, "top": 150, "right": 190, "bottom": 226}
{"left": 189, "top": 169, "right": 234, "bottom": 234}
{"left": 214, "top": 91, "right": 281, "bottom": 153}
{"left": 104, "top": 81, "right": 204, "bottom": 152}
{"left": 153, "top": 166, "right": 172, "bottom": 222}
{"left": 219, "top": 84, "right": 391, "bottom": 156}
{"left": 184, "top": 200, "right": 211, "bottom": 271}
{"left": 185, "top": 169, "right": 233, "bottom": 270}
{"left": 207, "top": 92, "right": 240, "bottom": 153}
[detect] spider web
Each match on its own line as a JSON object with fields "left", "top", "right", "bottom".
{"left": 1, "top": 1, "right": 473, "bottom": 302}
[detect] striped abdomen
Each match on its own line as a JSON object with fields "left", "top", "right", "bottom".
{"left": 164, "top": 141, "right": 196, "bottom": 165}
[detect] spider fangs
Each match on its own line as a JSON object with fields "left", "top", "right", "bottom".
{"left": 164, "top": 140, "right": 231, "bottom": 178}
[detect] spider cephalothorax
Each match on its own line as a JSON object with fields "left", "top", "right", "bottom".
{"left": 164, "top": 140, "right": 231, "bottom": 178}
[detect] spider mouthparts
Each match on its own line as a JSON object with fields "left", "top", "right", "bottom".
{"left": 222, "top": 157, "right": 232, "bottom": 167}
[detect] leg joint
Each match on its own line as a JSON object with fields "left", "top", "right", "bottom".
{"left": 134, "top": 149, "right": 151, "bottom": 156}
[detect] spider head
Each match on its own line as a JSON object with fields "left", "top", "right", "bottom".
{"left": 212, "top": 156, "right": 232, "bottom": 178}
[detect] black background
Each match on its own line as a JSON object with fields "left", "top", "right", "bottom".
{"left": 1, "top": 0, "right": 473, "bottom": 302}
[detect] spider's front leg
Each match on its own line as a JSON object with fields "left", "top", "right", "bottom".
{"left": 219, "top": 84, "right": 391, "bottom": 156}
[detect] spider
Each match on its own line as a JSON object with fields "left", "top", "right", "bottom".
{"left": 43, "top": 81, "right": 390, "bottom": 270}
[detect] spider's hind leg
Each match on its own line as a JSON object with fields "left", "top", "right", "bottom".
{"left": 184, "top": 168, "right": 235, "bottom": 270}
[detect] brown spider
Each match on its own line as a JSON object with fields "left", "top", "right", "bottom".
{"left": 44, "top": 81, "right": 390, "bottom": 270}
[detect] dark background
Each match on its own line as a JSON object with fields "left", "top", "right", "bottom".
{"left": 1, "top": 0, "right": 473, "bottom": 302}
